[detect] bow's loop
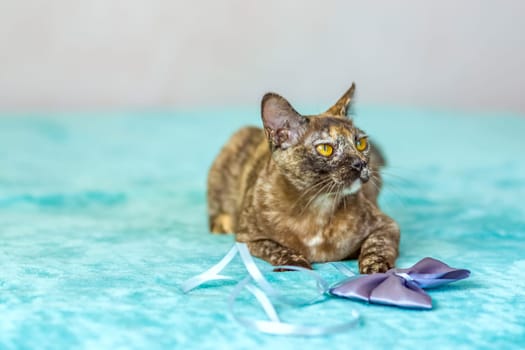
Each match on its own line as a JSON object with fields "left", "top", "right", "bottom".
{"left": 393, "top": 257, "right": 471, "bottom": 289}
{"left": 329, "top": 257, "right": 470, "bottom": 309}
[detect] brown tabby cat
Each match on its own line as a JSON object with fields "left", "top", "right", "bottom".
{"left": 207, "top": 83, "right": 400, "bottom": 274}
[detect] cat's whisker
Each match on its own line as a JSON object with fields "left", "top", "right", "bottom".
{"left": 370, "top": 169, "right": 411, "bottom": 195}
{"left": 299, "top": 179, "right": 334, "bottom": 215}
{"left": 328, "top": 183, "right": 337, "bottom": 217}
{"left": 306, "top": 181, "right": 335, "bottom": 213}
{"left": 325, "top": 181, "right": 342, "bottom": 219}
{"left": 368, "top": 177, "right": 382, "bottom": 196}
{"left": 331, "top": 184, "right": 343, "bottom": 218}
{"left": 291, "top": 177, "right": 332, "bottom": 210}
{"left": 294, "top": 183, "right": 324, "bottom": 206}
{"left": 376, "top": 171, "right": 413, "bottom": 186}
{"left": 378, "top": 165, "right": 418, "bottom": 173}
{"left": 383, "top": 184, "right": 408, "bottom": 208}
{"left": 370, "top": 169, "right": 415, "bottom": 196}
{"left": 371, "top": 168, "right": 410, "bottom": 179}
{"left": 369, "top": 177, "right": 407, "bottom": 209}
{"left": 311, "top": 181, "right": 335, "bottom": 212}
{"left": 295, "top": 178, "right": 332, "bottom": 204}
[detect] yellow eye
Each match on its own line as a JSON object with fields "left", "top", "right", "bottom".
{"left": 316, "top": 144, "right": 333, "bottom": 157}
{"left": 356, "top": 137, "right": 368, "bottom": 152}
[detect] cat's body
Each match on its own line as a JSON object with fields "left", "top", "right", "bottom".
{"left": 207, "top": 84, "right": 400, "bottom": 273}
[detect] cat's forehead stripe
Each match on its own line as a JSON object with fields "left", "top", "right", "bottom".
{"left": 329, "top": 125, "right": 352, "bottom": 138}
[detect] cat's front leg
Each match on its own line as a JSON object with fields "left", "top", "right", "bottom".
{"left": 358, "top": 216, "right": 400, "bottom": 274}
{"left": 246, "top": 239, "right": 312, "bottom": 271}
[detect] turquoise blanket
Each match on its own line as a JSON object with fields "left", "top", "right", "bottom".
{"left": 1, "top": 107, "right": 524, "bottom": 349}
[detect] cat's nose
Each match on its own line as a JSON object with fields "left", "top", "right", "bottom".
{"left": 350, "top": 158, "right": 364, "bottom": 171}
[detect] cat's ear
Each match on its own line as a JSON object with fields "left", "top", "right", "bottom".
{"left": 261, "top": 93, "right": 307, "bottom": 150}
{"left": 325, "top": 82, "right": 356, "bottom": 118}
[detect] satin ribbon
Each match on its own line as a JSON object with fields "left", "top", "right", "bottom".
{"left": 182, "top": 244, "right": 470, "bottom": 333}
{"left": 181, "top": 244, "right": 238, "bottom": 293}
{"left": 182, "top": 243, "right": 360, "bottom": 336}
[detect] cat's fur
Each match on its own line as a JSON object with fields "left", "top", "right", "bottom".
{"left": 207, "top": 83, "right": 400, "bottom": 274}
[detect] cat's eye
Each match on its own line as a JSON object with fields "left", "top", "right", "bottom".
{"left": 316, "top": 144, "right": 333, "bottom": 157}
{"left": 356, "top": 137, "right": 368, "bottom": 152}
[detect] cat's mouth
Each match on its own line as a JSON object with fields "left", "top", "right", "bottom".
{"left": 342, "top": 165, "right": 370, "bottom": 183}
{"left": 335, "top": 166, "right": 370, "bottom": 195}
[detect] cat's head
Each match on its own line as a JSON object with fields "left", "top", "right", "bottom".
{"left": 261, "top": 83, "right": 372, "bottom": 194}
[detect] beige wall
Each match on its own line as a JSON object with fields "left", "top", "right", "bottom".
{"left": 1, "top": 0, "right": 524, "bottom": 113}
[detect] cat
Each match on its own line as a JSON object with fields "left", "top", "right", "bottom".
{"left": 207, "top": 83, "right": 400, "bottom": 274}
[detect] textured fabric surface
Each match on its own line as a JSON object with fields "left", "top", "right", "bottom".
{"left": 1, "top": 107, "right": 524, "bottom": 349}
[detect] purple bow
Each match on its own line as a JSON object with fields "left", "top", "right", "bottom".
{"left": 329, "top": 257, "right": 470, "bottom": 309}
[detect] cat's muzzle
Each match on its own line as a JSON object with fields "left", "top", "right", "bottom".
{"left": 350, "top": 158, "right": 370, "bottom": 183}
{"left": 360, "top": 167, "right": 370, "bottom": 182}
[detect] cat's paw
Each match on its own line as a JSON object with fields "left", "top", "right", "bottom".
{"left": 359, "top": 256, "right": 393, "bottom": 274}
{"left": 210, "top": 214, "right": 234, "bottom": 234}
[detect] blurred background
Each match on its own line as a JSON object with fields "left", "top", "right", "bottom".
{"left": 0, "top": 0, "right": 524, "bottom": 114}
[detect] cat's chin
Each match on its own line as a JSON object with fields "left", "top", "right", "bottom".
{"left": 342, "top": 179, "right": 362, "bottom": 196}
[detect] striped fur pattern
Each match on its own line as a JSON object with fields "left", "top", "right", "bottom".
{"left": 207, "top": 83, "right": 400, "bottom": 274}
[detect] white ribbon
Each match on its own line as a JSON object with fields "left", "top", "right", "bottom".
{"left": 180, "top": 244, "right": 238, "bottom": 293}
{"left": 182, "top": 242, "right": 360, "bottom": 336}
